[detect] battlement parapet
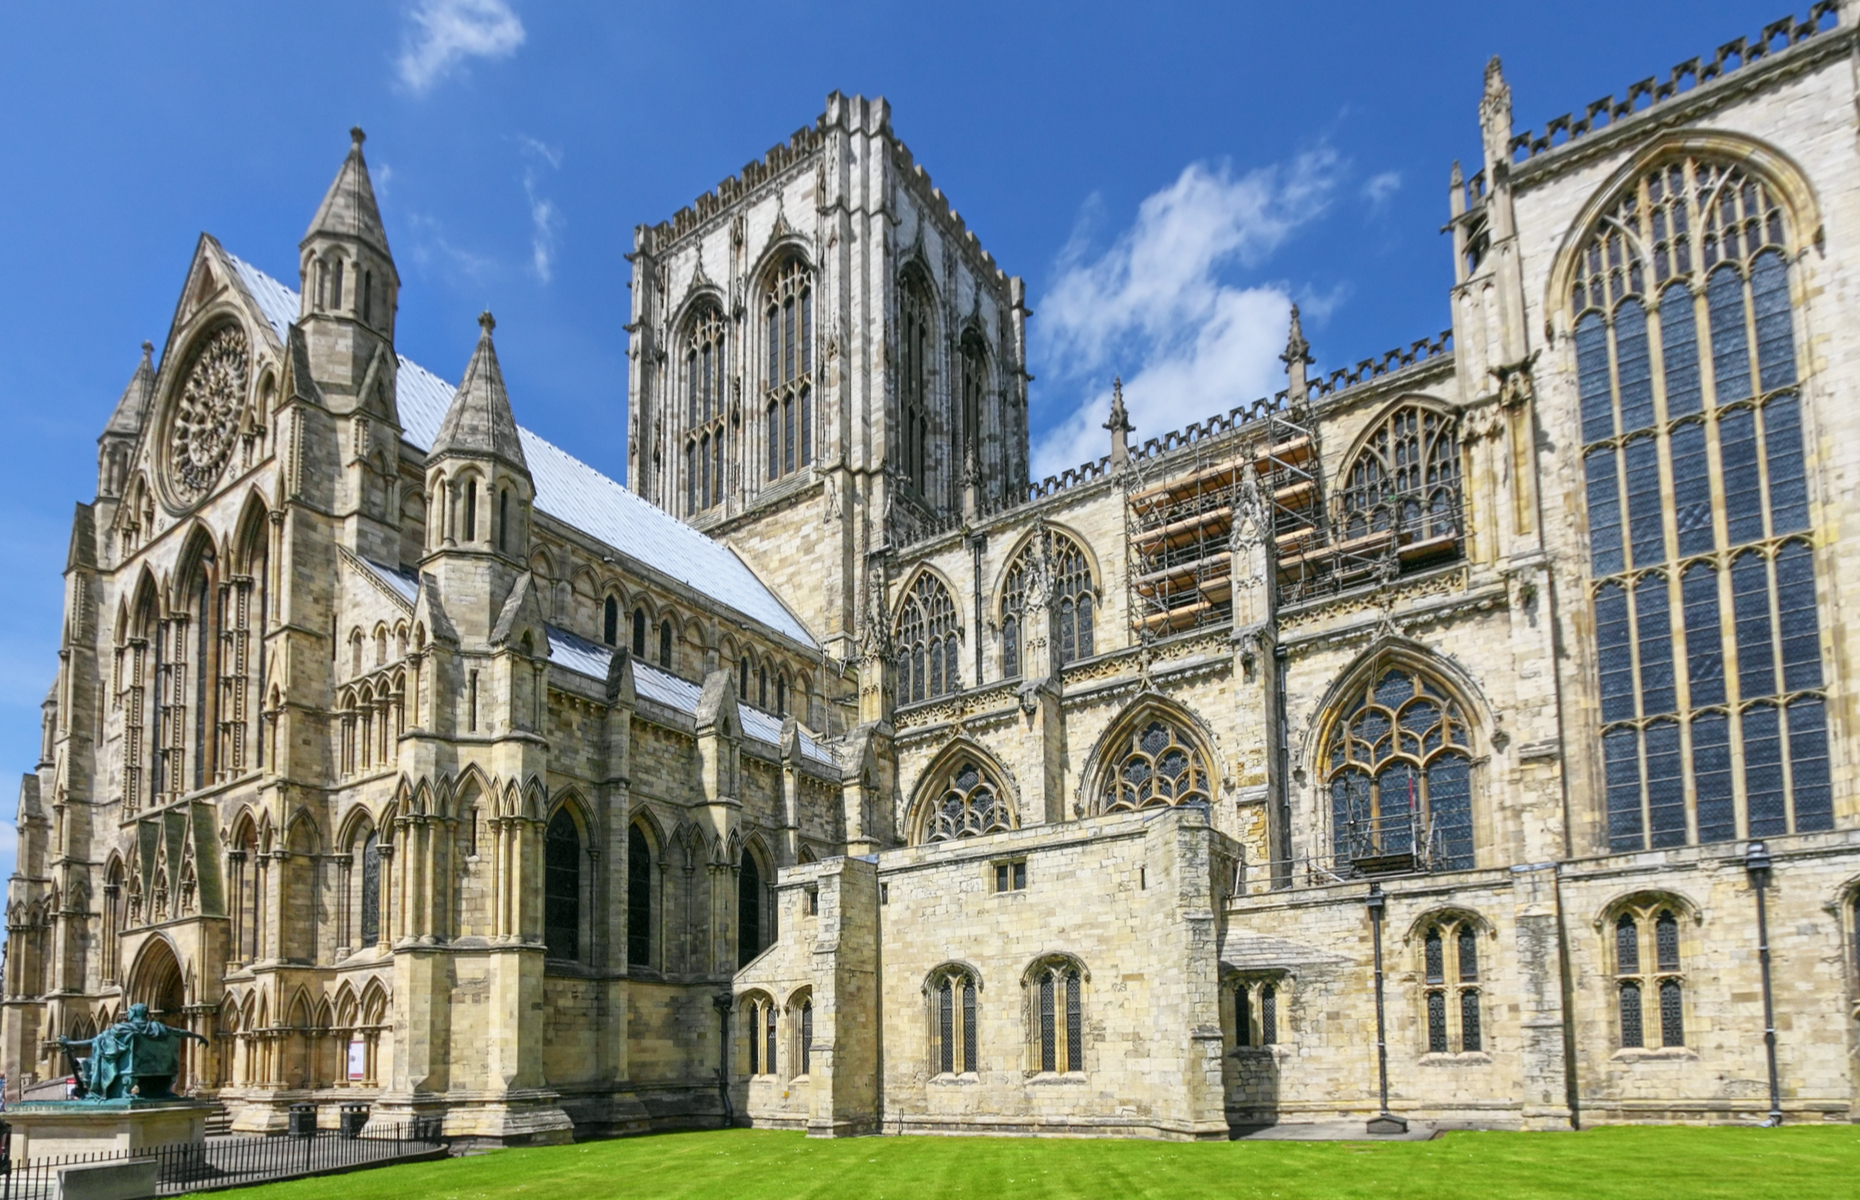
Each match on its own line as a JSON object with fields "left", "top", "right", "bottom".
{"left": 1506, "top": 4, "right": 1841, "bottom": 166}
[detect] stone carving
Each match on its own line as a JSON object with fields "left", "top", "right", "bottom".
{"left": 59, "top": 1003, "right": 209, "bottom": 1101}
{"left": 168, "top": 324, "right": 249, "bottom": 505}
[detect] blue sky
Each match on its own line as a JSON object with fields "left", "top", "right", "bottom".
{"left": 0, "top": 0, "right": 1794, "bottom": 880}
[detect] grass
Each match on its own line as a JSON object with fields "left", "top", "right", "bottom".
{"left": 184, "top": 1124, "right": 1860, "bottom": 1200}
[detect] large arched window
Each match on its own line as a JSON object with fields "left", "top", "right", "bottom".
{"left": 544, "top": 809, "right": 581, "bottom": 962}
{"left": 927, "top": 964, "right": 979, "bottom": 1076}
{"left": 359, "top": 831, "right": 381, "bottom": 947}
{"left": 627, "top": 823, "right": 653, "bottom": 967}
{"left": 683, "top": 305, "right": 728, "bottom": 515}
{"left": 1339, "top": 405, "right": 1462, "bottom": 566}
{"left": 920, "top": 758, "right": 1014, "bottom": 844}
{"left": 1101, "top": 716, "right": 1213, "bottom": 813}
{"left": 894, "top": 573, "right": 961, "bottom": 705}
{"left": 898, "top": 267, "right": 934, "bottom": 497}
{"left": 1572, "top": 156, "right": 1827, "bottom": 851}
{"left": 1000, "top": 530, "right": 1096, "bottom": 680}
{"left": 1325, "top": 666, "right": 1474, "bottom": 872}
{"left": 764, "top": 257, "right": 813, "bottom": 481}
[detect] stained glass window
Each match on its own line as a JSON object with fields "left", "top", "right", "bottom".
{"left": 1612, "top": 900, "right": 1684, "bottom": 1050}
{"left": 1103, "top": 718, "right": 1212, "bottom": 813}
{"left": 682, "top": 305, "right": 728, "bottom": 514}
{"left": 1325, "top": 668, "right": 1474, "bottom": 872}
{"left": 1420, "top": 916, "right": 1482, "bottom": 1055}
{"left": 1338, "top": 405, "right": 1463, "bottom": 564}
{"left": 1030, "top": 958, "right": 1085, "bottom": 1074}
{"left": 1573, "top": 156, "right": 1826, "bottom": 851}
{"left": 1000, "top": 530, "right": 1095, "bottom": 679}
{"left": 923, "top": 759, "right": 1014, "bottom": 843}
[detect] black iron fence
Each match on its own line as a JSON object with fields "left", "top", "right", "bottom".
{"left": 0, "top": 1118, "right": 444, "bottom": 1199}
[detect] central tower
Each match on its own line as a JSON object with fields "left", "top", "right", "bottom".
{"left": 626, "top": 92, "right": 1030, "bottom": 659}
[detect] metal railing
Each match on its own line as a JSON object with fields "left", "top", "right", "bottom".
{"left": 0, "top": 1118, "right": 443, "bottom": 1199}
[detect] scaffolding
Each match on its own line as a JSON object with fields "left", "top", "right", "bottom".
{"left": 1125, "top": 440, "right": 1244, "bottom": 639}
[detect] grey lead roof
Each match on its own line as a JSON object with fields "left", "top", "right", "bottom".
{"left": 227, "top": 255, "right": 815, "bottom": 648}
{"left": 546, "top": 625, "right": 835, "bottom": 767}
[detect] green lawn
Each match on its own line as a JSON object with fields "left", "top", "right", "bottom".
{"left": 188, "top": 1125, "right": 1860, "bottom": 1200}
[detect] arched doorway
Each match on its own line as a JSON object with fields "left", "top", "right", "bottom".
{"left": 126, "top": 937, "right": 193, "bottom": 1090}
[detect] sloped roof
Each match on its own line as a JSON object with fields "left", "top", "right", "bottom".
{"left": 226, "top": 254, "right": 814, "bottom": 647}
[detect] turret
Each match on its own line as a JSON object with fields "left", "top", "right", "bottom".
{"left": 96, "top": 342, "right": 154, "bottom": 501}
{"left": 421, "top": 313, "right": 534, "bottom": 640}
{"left": 298, "top": 127, "right": 399, "bottom": 407}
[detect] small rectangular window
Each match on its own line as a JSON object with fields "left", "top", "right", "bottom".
{"left": 879, "top": 882, "right": 889, "bottom": 905}
{"left": 1013, "top": 861, "right": 1027, "bottom": 890}
{"left": 994, "top": 861, "right": 1026, "bottom": 892}
{"left": 806, "top": 887, "right": 819, "bottom": 916}
{"left": 995, "top": 863, "right": 1008, "bottom": 893}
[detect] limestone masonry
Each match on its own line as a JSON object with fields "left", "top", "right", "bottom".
{"left": 7, "top": 4, "right": 1860, "bottom": 1142}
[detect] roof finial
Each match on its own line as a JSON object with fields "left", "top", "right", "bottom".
{"left": 1104, "top": 375, "right": 1133, "bottom": 470}
{"left": 140, "top": 340, "right": 154, "bottom": 356}
{"left": 479, "top": 311, "right": 496, "bottom": 335}
{"left": 1282, "top": 305, "right": 1313, "bottom": 407}
{"left": 351, "top": 126, "right": 366, "bottom": 148}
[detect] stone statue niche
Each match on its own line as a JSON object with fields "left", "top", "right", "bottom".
{"left": 58, "top": 1003, "right": 210, "bottom": 1102}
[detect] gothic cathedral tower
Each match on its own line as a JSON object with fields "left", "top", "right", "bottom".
{"left": 625, "top": 93, "right": 1031, "bottom": 659}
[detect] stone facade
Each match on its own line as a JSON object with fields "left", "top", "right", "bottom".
{"left": 10, "top": 10, "right": 1860, "bottom": 1144}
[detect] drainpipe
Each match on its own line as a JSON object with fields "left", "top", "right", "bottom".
{"left": 713, "top": 992, "right": 735, "bottom": 1128}
{"left": 1365, "top": 884, "right": 1407, "bottom": 1134}
{"left": 1744, "top": 841, "right": 1783, "bottom": 1126}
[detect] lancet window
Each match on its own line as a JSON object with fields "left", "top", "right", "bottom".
{"left": 1339, "top": 405, "right": 1462, "bottom": 564}
{"left": 928, "top": 965, "right": 979, "bottom": 1076}
{"left": 895, "top": 573, "right": 961, "bottom": 705}
{"left": 1572, "top": 156, "right": 1828, "bottom": 851}
{"left": 764, "top": 258, "right": 813, "bottom": 482}
{"left": 956, "top": 332, "right": 988, "bottom": 489}
{"left": 744, "top": 992, "right": 778, "bottom": 1076}
{"left": 899, "top": 268, "right": 934, "bottom": 497}
{"left": 544, "top": 809, "right": 581, "bottom": 962}
{"left": 1420, "top": 916, "right": 1483, "bottom": 1054}
{"left": 1102, "top": 717, "right": 1212, "bottom": 813}
{"left": 627, "top": 823, "right": 653, "bottom": 968}
{"left": 1612, "top": 901, "right": 1686, "bottom": 1049}
{"left": 684, "top": 305, "right": 728, "bottom": 515}
{"left": 738, "top": 848, "right": 770, "bottom": 969}
{"left": 1325, "top": 666, "right": 1475, "bottom": 872}
{"left": 922, "top": 759, "right": 1014, "bottom": 844}
{"left": 1026, "top": 957, "right": 1084, "bottom": 1074}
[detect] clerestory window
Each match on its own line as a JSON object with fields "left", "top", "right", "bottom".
{"left": 1572, "top": 156, "right": 1828, "bottom": 851}
{"left": 899, "top": 268, "right": 934, "bottom": 497}
{"left": 1000, "top": 529, "right": 1095, "bottom": 680}
{"left": 1339, "top": 405, "right": 1463, "bottom": 570}
{"left": 922, "top": 758, "right": 1014, "bottom": 844}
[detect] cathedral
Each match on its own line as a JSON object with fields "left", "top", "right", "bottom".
{"left": 7, "top": 4, "right": 1860, "bottom": 1144}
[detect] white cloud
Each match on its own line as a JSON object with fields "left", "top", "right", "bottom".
{"left": 1363, "top": 170, "right": 1402, "bottom": 207}
{"left": 1030, "top": 149, "right": 1341, "bottom": 477}
{"left": 396, "top": 0, "right": 526, "bottom": 95}
{"left": 520, "top": 139, "right": 563, "bottom": 283}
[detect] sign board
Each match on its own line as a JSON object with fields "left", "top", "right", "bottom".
{"left": 347, "top": 1040, "right": 367, "bottom": 1082}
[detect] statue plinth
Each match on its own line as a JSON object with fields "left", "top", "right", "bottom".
{"left": 5, "top": 1098, "right": 210, "bottom": 1161}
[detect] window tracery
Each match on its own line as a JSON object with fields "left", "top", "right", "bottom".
{"left": 921, "top": 759, "right": 1014, "bottom": 844}
{"left": 743, "top": 992, "right": 777, "bottom": 1077}
{"left": 927, "top": 965, "right": 979, "bottom": 1076}
{"left": 1573, "top": 155, "right": 1828, "bottom": 851}
{"left": 1000, "top": 530, "right": 1095, "bottom": 679}
{"left": 1339, "top": 405, "right": 1463, "bottom": 566}
{"left": 894, "top": 573, "right": 961, "bottom": 705}
{"left": 1325, "top": 666, "right": 1474, "bottom": 872}
{"left": 1233, "top": 976, "right": 1284, "bottom": 1049}
{"left": 1420, "top": 916, "right": 1482, "bottom": 1054}
{"left": 1102, "top": 717, "right": 1212, "bottom": 813}
{"left": 1611, "top": 900, "right": 1686, "bottom": 1049}
{"left": 764, "top": 258, "right": 812, "bottom": 482}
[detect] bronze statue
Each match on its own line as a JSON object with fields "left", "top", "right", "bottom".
{"left": 58, "top": 1003, "right": 208, "bottom": 1101}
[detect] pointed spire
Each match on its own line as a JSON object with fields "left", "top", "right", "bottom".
{"left": 1104, "top": 376, "right": 1133, "bottom": 469}
{"left": 1281, "top": 306, "right": 1313, "bottom": 406}
{"left": 303, "top": 127, "right": 390, "bottom": 257}
{"left": 431, "top": 312, "right": 527, "bottom": 471}
{"left": 1479, "top": 57, "right": 1513, "bottom": 171}
{"left": 102, "top": 341, "right": 156, "bottom": 439}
